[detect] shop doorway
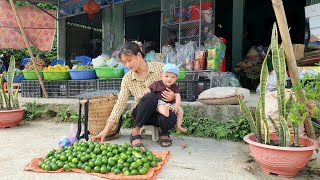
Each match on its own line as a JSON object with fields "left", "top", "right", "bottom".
{"left": 244, "top": 0, "right": 306, "bottom": 53}
{"left": 125, "top": 11, "right": 161, "bottom": 53}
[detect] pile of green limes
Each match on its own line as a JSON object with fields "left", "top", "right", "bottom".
{"left": 38, "top": 141, "right": 162, "bottom": 176}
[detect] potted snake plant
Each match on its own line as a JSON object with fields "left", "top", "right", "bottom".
{"left": 238, "top": 23, "right": 319, "bottom": 177}
{"left": 0, "top": 56, "right": 25, "bottom": 128}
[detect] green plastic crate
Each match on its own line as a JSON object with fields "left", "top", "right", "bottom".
{"left": 22, "top": 70, "right": 44, "bottom": 80}
{"left": 94, "top": 67, "right": 124, "bottom": 79}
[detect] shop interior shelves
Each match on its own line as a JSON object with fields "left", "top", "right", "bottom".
{"left": 162, "top": 19, "right": 210, "bottom": 30}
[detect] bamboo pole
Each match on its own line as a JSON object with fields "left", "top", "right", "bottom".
{"left": 8, "top": 0, "right": 48, "bottom": 98}
{"left": 271, "top": 0, "right": 315, "bottom": 140}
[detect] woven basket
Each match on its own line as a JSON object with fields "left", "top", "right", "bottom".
{"left": 80, "top": 94, "right": 118, "bottom": 136}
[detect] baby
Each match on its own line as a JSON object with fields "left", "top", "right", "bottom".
{"left": 145, "top": 63, "right": 187, "bottom": 132}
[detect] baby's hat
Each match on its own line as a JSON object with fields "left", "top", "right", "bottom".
{"left": 162, "top": 63, "right": 179, "bottom": 76}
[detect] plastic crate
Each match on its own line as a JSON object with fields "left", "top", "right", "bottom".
{"left": 44, "top": 80, "right": 68, "bottom": 98}
{"left": 68, "top": 80, "right": 97, "bottom": 98}
{"left": 97, "top": 79, "right": 122, "bottom": 91}
{"left": 176, "top": 79, "right": 211, "bottom": 102}
{"left": 176, "top": 80, "right": 197, "bottom": 102}
{"left": 21, "top": 80, "right": 42, "bottom": 98}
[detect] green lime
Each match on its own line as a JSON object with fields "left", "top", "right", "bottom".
{"left": 130, "top": 162, "right": 138, "bottom": 169}
{"left": 114, "top": 168, "right": 121, "bottom": 174}
{"left": 77, "top": 162, "right": 83, "bottom": 169}
{"left": 131, "top": 169, "right": 139, "bottom": 175}
{"left": 107, "top": 152, "right": 114, "bottom": 158}
{"left": 139, "top": 167, "right": 148, "bottom": 175}
{"left": 101, "top": 150, "right": 108, "bottom": 156}
{"left": 123, "top": 170, "right": 131, "bottom": 176}
{"left": 93, "top": 166, "right": 101, "bottom": 173}
{"left": 100, "top": 165, "right": 109, "bottom": 174}
{"left": 120, "top": 154, "right": 128, "bottom": 160}
{"left": 108, "top": 159, "right": 116, "bottom": 167}
{"left": 100, "top": 145, "right": 107, "bottom": 151}
{"left": 71, "top": 158, "right": 78, "bottom": 164}
{"left": 88, "top": 161, "right": 95, "bottom": 168}
{"left": 57, "top": 161, "right": 65, "bottom": 168}
{"left": 93, "top": 148, "right": 101, "bottom": 154}
{"left": 107, "top": 146, "right": 113, "bottom": 152}
{"left": 84, "top": 166, "right": 92, "bottom": 173}
{"left": 150, "top": 161, "right": 157, "bottom": 167}
{"left": 122, "top": 167, "right": 129, "bottom": 173}
{"left": 122, "top": 143, "right": 129, "bottom": 149}
{"left": 95, "top": 159, "right": 103, "bottom": 166}
{"left": 126, "top": 157, "right": 134, "bottom": 163}
{"left": 117, "top": 163, "right": 124, "bottom": 170}
{"left": 141, "top": 157, "right": 148, "bottom": 163}
{"left": 39, "top": 162, "right": 44, "bottom": 168}
{"left": 80, "top": 156, "right": 87, "bottom": 163}
{"left": 45, "top": 164, "right": 52, "bottom": 171}
{"left": 143, "top": 162, "right": 150, "bottom": 169}
{"left": 59, "top": 155, "right": 67, "bottom": 161}
{"left": 117, "top": 159, "right": 125, "bottom": 164}
{"left": 136, "top": 159, "right": 143, "bottom": 166}
{"left": 63, "top": 164, "right": 71, "bottom": 171}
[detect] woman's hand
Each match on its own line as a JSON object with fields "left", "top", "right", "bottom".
{"left": 91, "top": 121, "right": 115, "bottom": 142}
{"left": 161, "top": 87, "right": 175, "bottom": 102}
{"left": 91, "top": 130, "right": 108, "bottom": 142}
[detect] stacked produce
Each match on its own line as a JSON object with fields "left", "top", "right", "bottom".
{"left": 39, "top": 142, "right": 162, "bottom": 176}
{"left": 25, "top": 56, "right": 47, "bottom": 70}
{"left": 44, "top": 64, "right": 70, "bottom": 71}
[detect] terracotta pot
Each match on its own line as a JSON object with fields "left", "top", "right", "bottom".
{"left": 244, "top": 133, "right": 319, "bottom": 177}
{"left": 0, "top": 108, "right": 25, "bottom": 128}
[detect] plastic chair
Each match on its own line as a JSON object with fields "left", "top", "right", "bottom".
{"left": 51, "top": 60, "right": 66, "bottom": 66}
{"left": 22, "top": 58, "right": 30, "bottom": 68}
{"left": 75, "top": 56, "right": 92, "bottom": 66}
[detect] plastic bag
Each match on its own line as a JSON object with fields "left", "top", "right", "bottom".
{"left": 219, "top": 72, "right": 241, "bottom": 87}
{"left": 176, "top": 42, "right": 195, "bottom": 70}
{"left": 204, "top": 33, "right": 219, "bottom": 49}
{"left": 92, "top": 55, "right": 108, "bottom": 67}
{"left": 106, "top": 57, "right": 119, "bottom": 68}
{"left": 58, "top": 124, "right": 77, "bottom": 148}
{"left": 256, "top": 70, "right": 288, "bottom": 93}
{"left": 145, "top": 51, "right": 156, "bottom": 62}
{"left": 162, "top": 45, "right": 176, "bottom": 64}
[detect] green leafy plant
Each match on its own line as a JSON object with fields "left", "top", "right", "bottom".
{"left": 238, "top": 23, "right": 311, "bottom": 147}
{"left": 0, "top": 56, "right": 20, "bottom": 110}
{"left": 121, "top": 110, "right": 134, "bottom": 128}
{"left": 121, "top": 106, "right": 251, "bottom": 141}
{"left": 56, "top": 105, "right": 78, "bottom": 122}
{"left": 172, "top": 106, "right": 251, "bottom": 141}
{"left": 23, "top": 101, "right": 49, "bottom": 121}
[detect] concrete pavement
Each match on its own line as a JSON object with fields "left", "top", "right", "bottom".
{"left": 0, "top": 119, "right": 318, "bottom": 180}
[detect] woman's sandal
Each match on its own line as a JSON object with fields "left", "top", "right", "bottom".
{"left": 159, "top": 132, "right": 172, "bottom": 147}
{"left": 130, "top": 134, "right": 145, "bottom": 148}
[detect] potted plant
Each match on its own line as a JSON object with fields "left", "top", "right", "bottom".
{"left": 239, "top": 23, "right": 319, "bottom": 177}
{"left": 0, "top": 56, "right": 25, "bottom": 128}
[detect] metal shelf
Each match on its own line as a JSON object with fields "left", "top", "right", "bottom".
{"left": 162, "top": 19, "right": 210, "bottom": 30}
{"left": 160, "top": 0, "right": 215, "bottom": 50}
